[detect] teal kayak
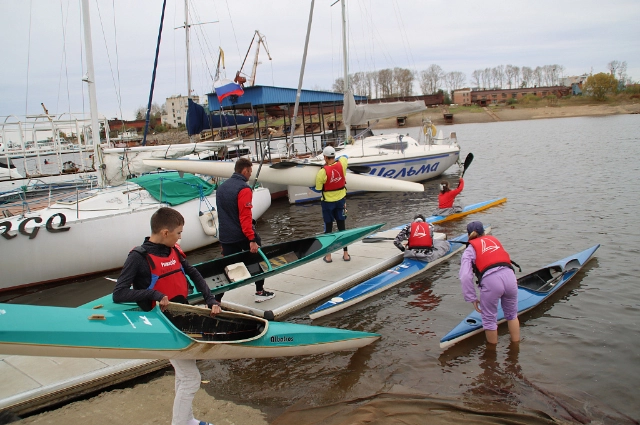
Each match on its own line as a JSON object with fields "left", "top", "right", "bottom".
{"left": 0, "top": 302, "right": 380, "bottom": 359}
{"left": 81, "top": 223, "right": 384, "bottom": 311}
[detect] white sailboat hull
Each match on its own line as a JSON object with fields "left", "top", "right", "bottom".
{"left": 288, "top": 134, "right": 460, "bottom": 203}
{"left": 0, "top": 185, "right": 271, "bottom": 291}
{"left": 142, "top": 159, "right": 425, "bottom": 193}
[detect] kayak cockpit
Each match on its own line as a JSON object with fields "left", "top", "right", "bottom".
{"left": 163, "top": 304, "right": 266, "bottom": 342}
{"left": 517, "top": 265, "right": 565, "bottom": 294}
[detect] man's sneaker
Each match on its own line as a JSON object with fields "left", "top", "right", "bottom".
{"left": 255, "top": 290, "right": 275, "bottom": 303}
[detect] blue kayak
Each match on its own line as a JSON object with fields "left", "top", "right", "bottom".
{"left": 439, "top": 244, "right": 600, "bottom": 349}
{"left": 309, "top": 228, "right": 492, "bottom": 320}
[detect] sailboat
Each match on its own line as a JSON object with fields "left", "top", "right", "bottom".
{"left": 284, "top": 0, "right": 460, "bottom": 203}
{"left": 0, "top": 0, "right": 270, "bottom": 292}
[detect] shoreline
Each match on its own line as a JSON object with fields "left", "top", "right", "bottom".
{"left": 373, "top": 101, "right": 640, "bottom": 129}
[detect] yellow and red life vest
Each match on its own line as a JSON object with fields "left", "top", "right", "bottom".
{"left": 408, "top": 221, "right": 433, "bottom": 250}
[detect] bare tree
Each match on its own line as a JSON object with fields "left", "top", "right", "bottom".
{"left": 332, "top": 78, "right": 344, "bottom": 93}
{"left": 481, "top": 68, "right": 492, "bottom": 89}
{"left": 609, "top": 60, "right": 628, "bottom": 84}
{"left": 378, "top": 69, "right": 394, "bottom": 97}
{"left": 444, "top": 71, "right": 466, "bottom": 92}
{"left": 521, "top": 66, "right": 533, "bottom": 88}
{"left": 533, "top": 66, "right": 544, "bottom": 87}
{"left": 393, "top": 68, "right": 414, "bottom": 97}
{"left": 419, "top": 64, "right": 444, "bottom": 94}
{"left": 607, "top": 60, "right": 621, "bottom": 76}
{"left": 505, "top": 65, "right": 516, "bottom": 89}
{"left": 512, "top": 65, "right": 521, "bottom": 88}
{"left": 492, "top": 65, "right": 505, "bottom": 88}
{"left": 471, "top": 70, "right": 482, "bottom": 88}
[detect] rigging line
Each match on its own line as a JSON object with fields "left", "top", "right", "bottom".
{"left": 110, "top": 0, "right": 124, "bottom": 121}
{"left": 392, "top": 0, "right": 418, "bottom": 77}
{"left": 222, "top": 0, "right": 242, "bottom": 61}
{"left": 25, "top": 0, "right": 34, "bottom": 116}
{"left": 94, "top": 0, "right": 122, "bottom": 122}
{"left": 173, "top": 0, "right": 178, "bottom": 96}
{"left": 57, "top": 0, "right": 73, "bottom": 117}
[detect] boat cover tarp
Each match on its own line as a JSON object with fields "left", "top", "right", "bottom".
{"left": 186, "top": 99, "right": 256, "bottom": 135}
{"left": 343, "top": 90, "right": 427, "bottom": 127}
{"left": 129, "top": 172, "right": 214, "bottom": 205}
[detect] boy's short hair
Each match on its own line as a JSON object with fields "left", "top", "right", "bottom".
{"left": 151, "top": 207, "right": 185, "bottom": 234}
{"left": 235, "top": 157, "right": 253, "bottom": 173}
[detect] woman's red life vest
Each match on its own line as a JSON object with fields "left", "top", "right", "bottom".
{"left": 322, "top": 161, "right": 346, "bottom": 192}
{"left": 143, "top": 245, "right": 188, "bottom": 306}
{"left": 408, "top": 222, "right": 433, "bottom": 249}
{"left": 468, "top": 236, "right": 512, "bottom": 275}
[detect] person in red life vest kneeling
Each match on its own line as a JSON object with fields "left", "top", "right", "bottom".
{"left": 459, "top": 221, "right": 520, "bottom": 345}
{"left": 315, "top": 145, "right": 351, "bottom": 263}
{"left": 393, "top": 214, "right": 451, "bottom": 262}
{"left": 434, "top": 178, "right": 464, "bottom": 216}
{"left": 112, "top": 207, "right": 219, "bottom": 425}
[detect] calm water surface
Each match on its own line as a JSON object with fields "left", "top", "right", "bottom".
{"left": 4, "top": 114, "right": 639, "bottom": 423}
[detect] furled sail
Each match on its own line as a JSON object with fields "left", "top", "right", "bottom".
{"left": 342, "top": 89, "right": 427, "bottom": 127}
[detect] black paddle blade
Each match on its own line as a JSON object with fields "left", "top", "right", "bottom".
{"left": 269, "top": 161, "right": 301, "bottom": 169}
{"left": 269, "top": 161, "right": 371, "bottom": 174}
{"left": 347, "top": 165, "right": 371, "bottom": 174}
{"left": 461, "top": 153, "right": 474, "bottom": 178}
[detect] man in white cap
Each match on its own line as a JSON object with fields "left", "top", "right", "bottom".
{"left": 315, "top": 146, "right": 351, "bottom": 262}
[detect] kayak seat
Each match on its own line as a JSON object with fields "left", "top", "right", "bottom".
{"left": 165, "top": 309, "right": 265, "bottom": 342}
{"left": 518, "top": 265, "right": 563, "bottom": 293}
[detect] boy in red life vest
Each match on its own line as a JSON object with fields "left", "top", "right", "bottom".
{"left": 393, "top": 214, "right": 451, "bottom": 262}
{"left": 315, "top": 145, "right": 351, "bottom": 262}
{"left": 459, "top": 221, "right": 520, "bottom": 345}
{"left": 113, "top": 207, "right": 219, "bottom": 425}
{"left": 434, "top": 178, "right": 464, "bottom": 216}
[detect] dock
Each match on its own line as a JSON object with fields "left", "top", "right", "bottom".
{"left": 0, "top": 228, "right": 406, "bottom": 416}
{"left": 219, "top": 229, "right": 405, "bottom": 320}
{"left": 0, "top": 356, "right": 167, "bottom": 416}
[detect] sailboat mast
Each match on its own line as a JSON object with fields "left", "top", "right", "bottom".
{"left": 287, "top": 0, "right": 315, "bottom": 157}
{"left": 184, "top": 0, "right": 192, "bottom": 98}
{"left": 80, "top": 0, "right": 105, "bottom": 184}
{"left": 341, "top": 0, "right": 350, "bottom": 142}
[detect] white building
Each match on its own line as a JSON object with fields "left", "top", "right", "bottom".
{"left": 161, "top": 95, "right": 200, "bottom": 128}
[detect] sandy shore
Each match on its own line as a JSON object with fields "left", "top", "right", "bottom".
{"left": 373, "top": 101, "right": 640, "bottom": 129}
{"left": 11, "top": 372, "right": 268, "bottom": 425}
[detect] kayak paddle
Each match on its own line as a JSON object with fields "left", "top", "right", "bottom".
{"left": 270, "top": 161, "right": 371, "bottom": 174}
{"left": 461, "top": 153, "right": 474, "bottom": 178}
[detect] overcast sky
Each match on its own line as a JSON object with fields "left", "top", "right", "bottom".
{"left": 1, "top": 0, "right": 638, "bottom": 121}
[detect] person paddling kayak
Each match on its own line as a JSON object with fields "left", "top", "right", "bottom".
{"left": 433, "top": 178, "right": 464, "bottom": 216}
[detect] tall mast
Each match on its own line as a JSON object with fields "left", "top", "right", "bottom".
{"left": 341, "top": 0, "right": 350, "bottom": 141}
{"left": 184, "top": 0, "right": 192, "bottom": 98}
{"left": 287, "top": 1, "right": 315, "bottom": 157}
{"left": 81, "top": 0, "right": 104, "bottom": 184}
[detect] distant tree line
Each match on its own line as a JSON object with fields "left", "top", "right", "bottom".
{"left": 332, "top": 60, "right": 634, "bottom": 99}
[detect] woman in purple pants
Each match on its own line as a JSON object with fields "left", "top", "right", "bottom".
{"left": 459, "top": 221, "right": 520, "bottom": 345}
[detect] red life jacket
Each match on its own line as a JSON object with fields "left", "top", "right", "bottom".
{"left": 468, "top": 236, "right": 512, "bottom": 276}
{"left": 136, "top": 244, "right": 189, "bottom": 307}
{"left": 408, "top": 222, "right": 433, "bottom": 249}
{"left": 322, "top": 161, "right": 346, "bottom": 192}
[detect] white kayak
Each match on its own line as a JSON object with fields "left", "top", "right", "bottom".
{"left": 143, "top": 159, "right": 425, "bottom": 193}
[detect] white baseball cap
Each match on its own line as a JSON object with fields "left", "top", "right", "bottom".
{"left": 322, "top": 146, "right": 336, "bottom": 157}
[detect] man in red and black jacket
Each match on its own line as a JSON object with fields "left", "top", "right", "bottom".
{"left": 215, "top": 158, "right": 275, "bottom": 303}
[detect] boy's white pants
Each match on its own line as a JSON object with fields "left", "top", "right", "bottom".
{"left": 170, "top": 359, "right": 201, "bottom": 425}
